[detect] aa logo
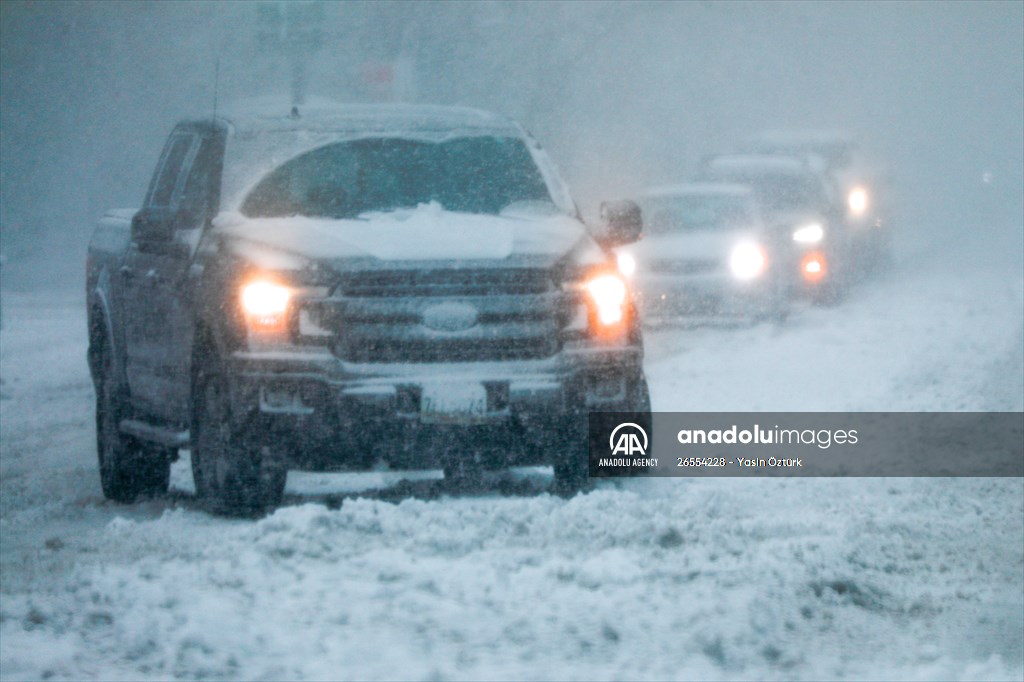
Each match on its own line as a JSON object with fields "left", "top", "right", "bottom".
{"left": 609, "top": 422, "right": 648, "bottom": 456}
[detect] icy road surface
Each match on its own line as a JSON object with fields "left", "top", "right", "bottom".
{"left": 1, "top": 227, "right": 1022, "bottom": 680}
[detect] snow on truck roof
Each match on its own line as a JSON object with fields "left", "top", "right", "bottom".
{"left": 213, "top": 100, "right": 523, "bottom": 137}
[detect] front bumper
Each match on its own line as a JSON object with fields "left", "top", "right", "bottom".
{"left": 226, "top": 343, "right": 645, "bottom": 470}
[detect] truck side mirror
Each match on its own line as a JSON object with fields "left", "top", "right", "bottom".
{"left": 596, "top": 200, "right": 644, "bottom": 248}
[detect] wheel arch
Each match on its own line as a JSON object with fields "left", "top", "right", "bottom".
{"left": 87, "top": 288, "right": 118, "bottom": 385}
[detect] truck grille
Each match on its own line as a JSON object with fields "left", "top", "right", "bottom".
{"left": 317, "top": 268, "right": 565, "bottom": 363}
{"left": 335, "top": 268, "right": 554, "bottom": 297}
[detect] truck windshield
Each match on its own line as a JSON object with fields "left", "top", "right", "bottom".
{"left": 640, "top": 195, "right": 754, "bottom": 233}
{"left": 241, "top": 137, "right": 553, "bottom": 219}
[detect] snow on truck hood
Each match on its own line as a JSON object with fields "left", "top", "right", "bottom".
{"left": 212, "top": 202, "right": 594, "bottom": 265}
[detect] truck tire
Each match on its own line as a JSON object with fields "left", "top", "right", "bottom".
{"left": 191, "top": 352, "right": 286, "bottom": 517}
{"left": 552, "top": 440, "right": 590, "bottom": 496}
{"left": 623, "top": 376, "right": 654, "bottom": 477}
{"left": 553, "top": 375, "right": 652, "bottom": 495}
{"left": 95, "top": 340, "right": 170, "bottom": 502}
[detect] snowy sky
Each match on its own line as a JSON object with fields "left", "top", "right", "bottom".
{"left": 1, "top": 1, "right": 1021, "bottom": 270}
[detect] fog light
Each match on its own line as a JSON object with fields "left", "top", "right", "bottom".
{"left": 259, "top": 386, "right": 313, "bottom": 415}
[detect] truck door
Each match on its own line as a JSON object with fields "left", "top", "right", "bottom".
{"left": 123, "top": 127, "right": 221, "bottom": 423}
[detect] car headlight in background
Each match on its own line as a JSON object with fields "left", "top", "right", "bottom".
{"left": 729, "top": 242, "right": 767, "bottom": 280}
{"left": 586, "top": 273, "right": 628, "bottom": 326}
{"left": 616, "top": 252, "right": 637, "bottom": 277}
{"left": 241, "top": 280, "right": 291, "bottom": 329}
{"left": 847, "top": 186, "right": 869, "bottom": 216}
{"left": 792, "top": 222, "right": 824, "bottom": 244}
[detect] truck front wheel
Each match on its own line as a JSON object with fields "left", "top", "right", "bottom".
{"left": 191, "top": 353, "right": 286, "bottom": 516}
{"left": 95, "top": 341, "right": 170, "bottom": 502}
{"left": 553, "top": 375, "right": 652, "bottom": 495}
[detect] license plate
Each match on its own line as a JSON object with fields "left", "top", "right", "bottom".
{"left": 421, "top": 382, "right": 488, "bottom": 425}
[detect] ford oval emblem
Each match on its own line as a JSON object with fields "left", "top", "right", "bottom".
{"left": 422, "top": 302, "right": 479, "bottom": 332}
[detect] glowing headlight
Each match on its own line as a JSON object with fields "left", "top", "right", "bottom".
{"left": 241, "top": 280, "right": 291, "bottom": 328}
{"left": 729, "top": 242, "right": 766, "bottom": 280}
{"left": 617, "top": 252, "right": 637, "bottom": 277}
{"left": 848, "top": 186, "right": 869, "bottom": 215}
{"left": 586, "top": 273, "right": 628, "bottom": 326}
{"left": 792, "top": 223, "right": 824, "bottom": 244}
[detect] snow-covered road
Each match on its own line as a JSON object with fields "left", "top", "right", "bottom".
{"left": 1, "top": 225, "right": 1022, "bottom": 680}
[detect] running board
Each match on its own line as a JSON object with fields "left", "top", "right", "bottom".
{"left": 119, "top": 419, "right": 189, "bottom": 448}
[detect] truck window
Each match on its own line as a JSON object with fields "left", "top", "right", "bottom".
{"left": 241, "top": 137, "right": 553, "bottom": 219}
{"left": 148, "top": 134, "right": 195, "bottom": 208}
{"left": 179, "top": 135, "right": 223, "bottom": 224}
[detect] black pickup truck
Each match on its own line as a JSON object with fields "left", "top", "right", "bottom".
{"left": 86, "top": 103, "right": 650, "bottom": 515}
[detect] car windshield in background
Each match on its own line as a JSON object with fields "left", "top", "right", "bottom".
{"left": 241, "top": 136, "right": 553, "bottom": 219}
{"left": 640, "top": 195, "right": 753, "bottom": 234}
{"left": 799, "top": 143, "right": 851, "bottom": 170}
{"left": 756, "top": 143, "right": 852, "bottom": 170}
{"left": 707, "top": 172, "right": 824, "bottom": 214}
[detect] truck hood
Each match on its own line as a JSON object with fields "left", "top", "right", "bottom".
{"left": 213, "top": 203, "right": 603, "bottom": 270}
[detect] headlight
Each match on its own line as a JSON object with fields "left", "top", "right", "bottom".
{"left": 241, "top": 280, "right": 291, "bottom": 329}
{"left": 729, "top": 242, "right": 766, "bottom": 280}
{"left": 848, "top": 186, "right": 869, "bottom": 216}
{"left": 586, "top": 273, "right": 628, "bottom": 326}
{"left": 792, "top": 223, "right": 824, "bottom": 244}
{"left": 617, "top": 252, "right": 637, "bottom": 277}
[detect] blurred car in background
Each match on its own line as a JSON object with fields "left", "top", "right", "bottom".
{"left": 698, "top": 153, "right": 852, "bottom": 303}
{"left": 617, "top": 183, "right": 791, "bottom": 323}
{"left": 738, "top": 130, "right": 891, "bottom": 271}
